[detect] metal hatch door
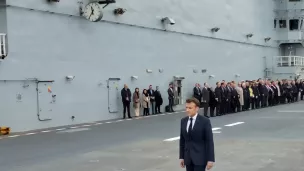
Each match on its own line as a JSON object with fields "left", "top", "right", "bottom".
{"left": 107, "top": 78, "right": 121, "bottom": 113}
{"left": 173, "top": 76, "right": 185, "bottom": 105}
{"left": 37, "top": 82, "right": 55, "bottom": 120}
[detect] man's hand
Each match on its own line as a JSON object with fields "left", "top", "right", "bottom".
{"left": 206, "top": 161, "right": 214, "bottom": 170}
{"left": 180, "top": 159, "right": 185, "bottom": 168}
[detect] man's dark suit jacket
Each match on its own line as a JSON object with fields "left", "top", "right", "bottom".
{"left": 147, "top": 89, "right": 155, "bottom": 102}
{"left": 193, "top": 87, "right": 201, "bottom": 101}
{"left": 121, "top": 88, "right": 131, "bottom": 103}
{"left": 179, "top": 114, "right": 215, "bottom": 166}
{"left": 201, "top": 87, "right": 210, "bottom": 103}
{"left": 167, "top": 88, "right": 174, "bottom": 99}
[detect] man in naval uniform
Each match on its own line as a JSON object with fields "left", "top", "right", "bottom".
{"left": 179, "top": 98, "right": 215, "bottom": 171}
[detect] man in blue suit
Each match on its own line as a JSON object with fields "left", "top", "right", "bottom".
{"left": 179, "top": 98, "right": 215, "bottom": 171}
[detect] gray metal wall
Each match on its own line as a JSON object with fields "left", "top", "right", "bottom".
{"left": 0, "top": 0, "right": 7, "bottom": 38}
{"left": 2, "top": 0, "right": 279, "bottom": 132}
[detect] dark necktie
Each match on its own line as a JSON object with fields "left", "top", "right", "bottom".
{"left": 189, "top": 117, "right": 193, "bottom": 133}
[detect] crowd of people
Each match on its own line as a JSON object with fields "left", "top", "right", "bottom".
{"left": 119, "top": 78, "right": 304, "bottom": 119}
{"left": 120, "top": 84, "right": 164, "bottom": 119}
{"left": 194, "top": 79, "right": 304, "bottom": 118}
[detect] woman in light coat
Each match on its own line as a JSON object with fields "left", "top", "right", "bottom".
{"left": 236, "top": 82, "right": 244, "bottom": 108}
{"left": 132, "top": 88, "right": 140, "bottom": 117}
{"left": 142, "top": 89, "right": 150, "bottom": 116}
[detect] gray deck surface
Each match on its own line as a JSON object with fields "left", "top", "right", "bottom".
{"left": 1, "top": 102, "right": 304, "bottom": 171}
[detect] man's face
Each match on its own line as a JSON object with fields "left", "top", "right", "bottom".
{"left": 149, "top": 86, "right": 152, "bottom": 89}
{"left": 185, "top": 102, "right": 199, "bottom": 117}
{"left": 124, "top": 84, "right": 128, "bottom": 89}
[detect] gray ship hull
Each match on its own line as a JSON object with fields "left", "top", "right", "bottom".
{"left": 0, "top": 0, "right": 285, "bottom": 132}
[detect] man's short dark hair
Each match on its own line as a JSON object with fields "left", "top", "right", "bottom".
{"left": 186, "top": 98, "right": 200, "bottom": 107}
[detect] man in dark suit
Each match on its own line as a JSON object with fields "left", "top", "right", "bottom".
{"left": 214, "top": 82, "right": 222, "bottom": 116}
{"left": 179, "top": 98, "right": 215, "bottom": 171}
{"left": 201, "top": 83, "right": 210, "bottom": 117}
{"left": 148, "top": 85, "right": 156, "bottom": 114}
{"left": 167, "top": 83, "right": 175, "bottom": 112}
{"left": 121, "top": 84, "right": 132, "bottom": 119}
{"left": 193, "top": 83, "right": 202, "bottom": 105}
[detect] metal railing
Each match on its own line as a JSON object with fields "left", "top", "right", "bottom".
{"left": 0, "top": 33, "right": 7, "bottom": 58}
{"left": 274, "top": 56, "right": 304, "bottom": 67}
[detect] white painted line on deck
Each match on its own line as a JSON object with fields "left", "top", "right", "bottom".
{"left": 82, "top": 125, "right": 91, "bottom": 127}
{"left": 278, "top": 110, "right": 304, "bottom": 113}
{"left": 56, "top": 128, "right": 66, "bottom": 131}
{"left": 164, "top": 136, "right": 180, "bottom": 142}
{"left": 164, "top": 128, "right": 222, "bottom": 142}
{"left": 41, "top": 130, "right": 52, "bottom": 133}
{"left": 8, "top": 135, "right": 20, "bottom": 138}
{"left": 0, "top": 111, "right": 185, "bottom": 140}
{"left": 25, "top": 133, "right": 36, "bottom": 135}
{"left": 225, "top": 122, "right": 244, "bottom": 127}
{"left": 212, "top": 127, "right": 221, "bottom": 131}
{"left": 105, "top": 122, "right": 112, "bottom": 124}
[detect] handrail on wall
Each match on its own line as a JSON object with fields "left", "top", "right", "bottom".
{"left": 274, "top": 56, "right": 304, "bottom": 67}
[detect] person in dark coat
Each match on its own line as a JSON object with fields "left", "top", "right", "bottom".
{"left": 214, "top": 82, "right": 222, "bottom": 116}
{"left": 201, "top": 83, "right": 210, "bottom": 118}
{"left": 121, "top": 84, "right": 132, "bottom": 119}
{"left": 230, "top": 81, "right": 238, "bottom": 113}
{"left": 167, "top": 83, "right": 175, "bottom": 112}
{"left": 208, "top": 87, "right": 217, "bottom": 117}
{"left": 242, "top": 83, "right": 249, "bottom": 111}
{"left": 179, "top": 98, "right": 215, "bottom": 171}
{"left": 193, "top": 83, "right": 202, "bottom": 106}
{"left": 154, "top": 86, "right": 163, "bottom": 114}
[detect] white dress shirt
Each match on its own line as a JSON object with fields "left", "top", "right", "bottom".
{"left": 186, "top": 113, "right": 198, "bottom": 133}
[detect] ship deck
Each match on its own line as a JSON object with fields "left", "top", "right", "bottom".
{"left": 1, "top": 102, "right": 304, "bottom": 171}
